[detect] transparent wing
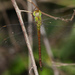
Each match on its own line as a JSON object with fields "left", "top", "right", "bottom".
{"left": 42, "top": 15, "right": 75, "bottom": 46}
{"left": 0, "top": 14, "right": 75, "bottom": 47}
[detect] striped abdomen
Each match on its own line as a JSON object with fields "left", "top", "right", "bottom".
{"left": 37, "top": 27, "right": 42, "bottom": 69}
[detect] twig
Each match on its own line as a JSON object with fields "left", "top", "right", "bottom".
{"left": 11, "top": 0, "right": 38, "bottom": 75}
{"left": 16, "top": 0, "right": 34, "bottom": 74}
{"left": 41, "top": 10, "right": 75, "bottom": 21}
{"left": 20, "top": 10, "right": 32, "bottom": 13}
{"left": 29, "top": 67, "right": 33, "bottom": 74}
{"left": 28, "top": 0, "right": 39, "bottom": 9}
{"left": 52, "top": 62, "right": 75, "bottom": 67}
{"left": 28, "top": 0, "right": 75, "bottom": 22}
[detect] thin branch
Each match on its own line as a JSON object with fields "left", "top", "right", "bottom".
{"left": 20, "top": 10, "right": 32, "bottom": 13}
{"left": 16, "top": 0, "right": 34, "bottom": 74}
{"left": 41, "top": 10, "right": 75, "bottom": 21}
{"left": 28, "top": 0, "right": 39, "bottom": 9}
{"left": 11, "top": 0, "right": 38, "bottom": 75}
{"left": 28, "top": 0, "right": 75, "bottom": 22}
{"left": 52, "top": 62, "right": 75, "bottom": 67}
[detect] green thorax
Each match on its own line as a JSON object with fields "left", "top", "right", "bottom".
{"left": 33, "top": 10, "right": 42, "bottom": 30}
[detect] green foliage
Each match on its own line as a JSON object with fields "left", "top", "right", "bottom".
{"left": 60, "top": 66, "right": 75, "bottom": 75}
{"left": 10, "top": 55, "right": 28, "bottom": 75}
{"left": 39, "top": 68, "right": 53, "bottom": 75}
{"left": 2, "top": 55, "right": 28, "bottom": 75}
{"left": 60, "top": 25, "right": 75, "bottom": 62}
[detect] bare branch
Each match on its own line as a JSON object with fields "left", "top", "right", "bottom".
{"left": 11, "top": 0, "right": 38, "bottom": 75}
{"left": 20, "top": 10, "right": 32, "bottom": 13}
{"left": 52, "top": 62, "right": 75, "bottom": 67}
{"left": 41, "top": 10, "right": 75, "bottom": 21}
{"left": 28, "top": 0, "right": 75, "bottom": 22}
{"left": 28, "top": 0, "right": 39, "bottom": 10}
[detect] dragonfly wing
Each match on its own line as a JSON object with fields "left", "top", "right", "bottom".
{"left": 41, "top": 17, "right": 75, "bottom": 46}
{"left": 0, "top": 16, "right": 75, "bottom": 47}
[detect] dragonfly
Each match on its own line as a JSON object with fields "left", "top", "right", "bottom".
{"left": 27, "top": 0, "right": 75, "bottom": 69}
{"left": 0, "top": 0, "right": 75, "bottom": 70}
{"left": 26, "top": 0, "right": 75, "bottom": 70}
{"left": 0, "top": 13, "right": 75, "bottom": 69}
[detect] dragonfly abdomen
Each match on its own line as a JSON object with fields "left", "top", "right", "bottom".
{"left": 37, "top": 27, "right": 42, "bottom": 69}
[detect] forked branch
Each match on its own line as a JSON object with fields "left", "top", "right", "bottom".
{"left": 11, "top": 0, "right": 38, "bottom": 75}
{"left": 28, "top": 0, "right": 75, "bottom": 22}
{"left": 41, "top": 10, "right": 75, "bottom": 21}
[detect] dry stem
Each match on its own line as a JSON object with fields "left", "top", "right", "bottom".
{"left": 11, "top": 0, "right": 38, "bottom": 75}
{"left": 28, "top": 0, "right": 75, "bottom": 22}
{"left": 53, "top": 62, "right": 75, "bottom": 67}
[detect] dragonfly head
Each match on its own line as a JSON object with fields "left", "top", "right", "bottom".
{"left": 33, "top": 10, "right": 42, "bottom": 17}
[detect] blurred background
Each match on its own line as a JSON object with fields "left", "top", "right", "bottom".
{"left": 0, "top": 0, "right": 75, "bottom": 75}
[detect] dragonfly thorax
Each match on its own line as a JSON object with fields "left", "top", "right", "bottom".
{"left": 33, "top": 10, "right": 42, "bottom": 23}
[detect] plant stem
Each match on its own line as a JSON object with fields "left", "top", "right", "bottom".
{"left": 11, "top": 0, "right": 38, "bottom": 75}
